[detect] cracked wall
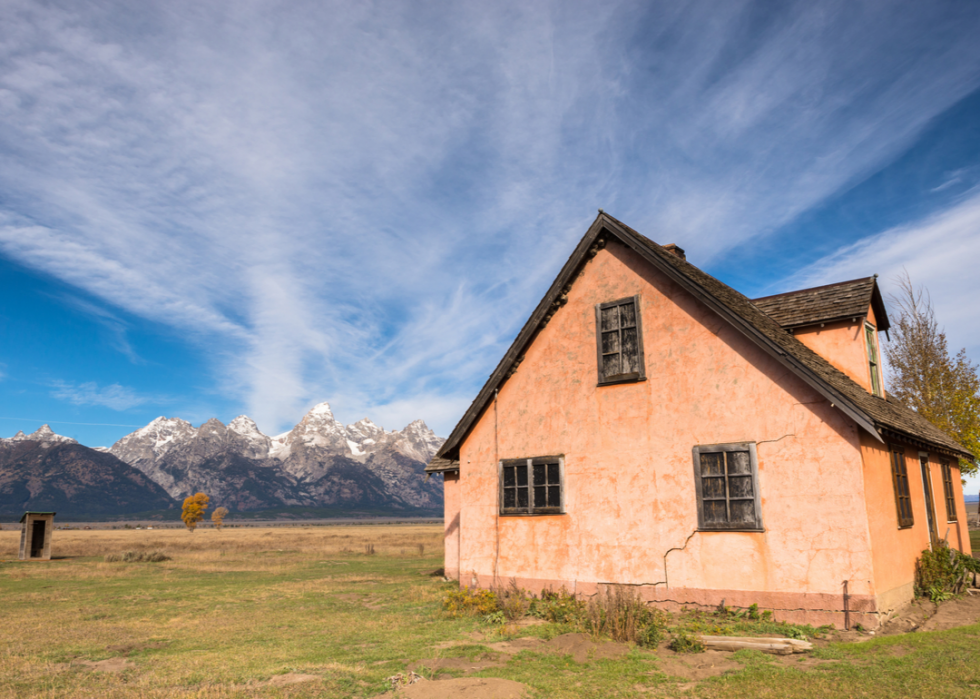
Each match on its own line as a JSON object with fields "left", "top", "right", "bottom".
{"left": 454, "top": 240, "right": 888, "bottom": 627}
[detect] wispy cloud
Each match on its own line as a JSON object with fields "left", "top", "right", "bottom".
{"left": 779, "top": 188, "right": 980, "bottom": 357}
{"left": 50, "top": 380, "right": 153, "bottom": 411}
{"left": 931, "top": 168, "right": 969, "bottom": 193}
{"left": 1, "top": 1, "right": 980, "bottom": 435}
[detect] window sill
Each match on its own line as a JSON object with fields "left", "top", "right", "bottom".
{"left": 597, "top": 375, "right": 646, "bottom": 387}
{"left": 697, "top": 528, "right": 765, "bottom": 533}
{"left": 500, "top": 512, "right": 566, "bottom": 517}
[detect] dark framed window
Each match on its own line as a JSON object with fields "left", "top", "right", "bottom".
{"left": 941, "top": 459, "right": 957, "bottom": 522}
{"left": 692, "top": 443, "right": 763, "bottom": 531}
{"left": 865, "top": 323, "right": 882, "bottom": 397}
{"left": 596, "top": 296, "right": 645, "bottom": 385}
{"left": 500, "top": 457, "right": 564, "bottom": 515}
{"left": 890, "top": 445, "right": 914, "bottom": 528}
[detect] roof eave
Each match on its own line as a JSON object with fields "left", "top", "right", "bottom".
{"left": 878, "top": 426, "right": 974, "bottom": 462}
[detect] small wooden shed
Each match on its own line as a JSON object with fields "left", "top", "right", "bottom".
{"left": 19, "top": 511, "right": 56, "bottom": 561}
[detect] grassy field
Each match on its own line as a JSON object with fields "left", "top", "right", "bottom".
{"left": 2, "top": 525, "right": 980, "bottom": 698}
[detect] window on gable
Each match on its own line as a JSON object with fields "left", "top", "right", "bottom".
{"left": 890, "top": 445, "right": 914, "bottom": 528}
{"left": 500, "top": 457, "right": 564, "bottom": 515}
{"left": 692, "top": 443, "right": 763, "bottom": 531}
{"left": 596, "top": 295, "right": 646, "bottom": 385}
{"left": 941, "top": 459, "right": 958, "bottom": 523}
{"left": 865, "top": 323, "right": 882, "bottom": 397}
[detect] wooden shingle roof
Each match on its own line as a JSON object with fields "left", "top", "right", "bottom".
{"left": 424, "top": 456, "right": 459, "bottom": 474}
{"left": 435, "top": 212, "right": 972, "bottom": 463}
{"left": 753, "top": 278, "right": 890, "bottom": 332}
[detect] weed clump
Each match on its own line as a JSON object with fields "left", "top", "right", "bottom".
{"left": 104, "top": 550, "right": 170, "bottom": 563}
{"left": 585, "top": 585, "right": 669, "bottom": 647}
{"left": 495, "top": 580, "right": 532, "bottom": 620}
{"left": 530, "top": 587, "right": 587, "bottom": 625}
{"left": 442, "top": 582, "right": 667, "bottom": 646}
{"left": 442, "top": 587, "right": 499, "bottom": 618}
{"left": 915, "top": 540, "right": 980, "bottom": 602}
{"left": 669, "top": 631, "right": 705, "bottom": 653}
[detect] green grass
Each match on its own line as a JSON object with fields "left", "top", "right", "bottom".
{"left": 3, "top": 526, "right": 980, "bottom": 698}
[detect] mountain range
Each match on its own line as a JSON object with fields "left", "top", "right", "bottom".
{"left": 0, "top": 403, "right": 444, "bottom": 519}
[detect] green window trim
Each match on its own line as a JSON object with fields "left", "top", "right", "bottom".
{"left": 866, "top": 323, "right": 882, "bottom": 397}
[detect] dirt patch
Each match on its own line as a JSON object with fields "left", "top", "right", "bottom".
{"left": 408, "top": 657, "right": 503, "bottom": 675}
{"left": 878, "top": 599, "right": 938, "bottom": 635}
{"left": 395, "top": 677, "right": 527, "bottom": 699}
{"left": 654, "top": 650, "right": 741, "bottom": 681}
{"left": 877, "top": 594, "right": 980, "bottom": 635}
{"left": 918, "top": 593, "right": 980, "bottom": 632}
{"left": 539, "top": 633, "right": 630, "bottom": 663}
{"left": 54, "top": 657, "right": 133, "bottom": 673}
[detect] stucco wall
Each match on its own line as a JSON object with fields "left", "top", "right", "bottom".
{"left": 860, "top": 435, "right": 972, "bottom": 617}
{"left": 792, "top": 302, "right": 884, "bottom": 398}
{"left": 455, "top": 240, "right": 879, "bottom": 627}
{"left": 443, "top": 472, "right": 461, "bottom": 581}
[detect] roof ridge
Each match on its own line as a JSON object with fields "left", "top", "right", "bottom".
{"left": 753, "top": 276, "right": 875, "bottom": 302}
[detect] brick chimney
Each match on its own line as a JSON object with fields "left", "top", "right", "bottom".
{"left": 663, "top": 244, "right": 686, "bottom": 261}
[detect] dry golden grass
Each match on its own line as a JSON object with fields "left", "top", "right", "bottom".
{"left": 0, "top": 524, "right": 447, "bottom": 699}
{"left": 0, "top": 523, "right": 443, "bottom": 561}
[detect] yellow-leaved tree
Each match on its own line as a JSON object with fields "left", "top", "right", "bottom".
{"left": 211, "top": 506, "right": 229, "bottom": 530}
{"left": 885, "top": 273, "right": 980, "bottom": 476}
{"left": 181, "top": 492, "right": 210, "bottom": 531}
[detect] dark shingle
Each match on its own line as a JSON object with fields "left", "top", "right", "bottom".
{"left": 753, "top": 278, "right": 888, "bottom": 331}
{"left": 425, "top": 456, "right": 459, "bottom": 473}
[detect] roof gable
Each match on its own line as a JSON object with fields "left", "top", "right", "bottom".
{"left": 432, "top": 212, "right": 971, "bottom": 465}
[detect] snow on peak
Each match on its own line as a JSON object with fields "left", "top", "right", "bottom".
{"left": 9, "top": 430, "right": 26, "bottom": 440}
{"left": 308, "top": 402, "right": 335, "bottom": 417}
{"left": 229, "top": 415, "right": 264, "bottom": 436}
{"left": 110, "top": 415, "right": 197, "bottom": 459}
{"left": 22, "top": 425, "right": 77, "bottom": 444}
{"left": 133, "top": 416, "right": 193, "bottom": 438}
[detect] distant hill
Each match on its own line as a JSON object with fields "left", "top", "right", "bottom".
{"left": 0, "top": 435, "right": 176, "bottom": 519}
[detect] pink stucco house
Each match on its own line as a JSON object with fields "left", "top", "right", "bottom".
{"left": 426, "top": 212, "right": 973, "bottom": 629}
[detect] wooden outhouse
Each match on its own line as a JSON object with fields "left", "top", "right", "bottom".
{"left": 19, "top": 511, "right": 55, "bottom": 561}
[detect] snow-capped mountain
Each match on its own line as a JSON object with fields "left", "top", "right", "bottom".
{"left": 104, "top": 402, "right": 444, "bottom": 512}
{"left": 1, "top": 425, "right": 77, "bottom": 446}
{"left": 109, "top": 417, "right": 196, "bottom": 467}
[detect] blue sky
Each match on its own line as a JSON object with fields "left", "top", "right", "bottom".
{"left": 2, "top": 1, "right": 980, "bottom": 481}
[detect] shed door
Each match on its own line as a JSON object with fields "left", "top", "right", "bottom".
{"left": 919, "top": 456, "right": 939, "bottom": 546}
{"left": 30, "top": 520, "right": 46, "bottom": 558}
